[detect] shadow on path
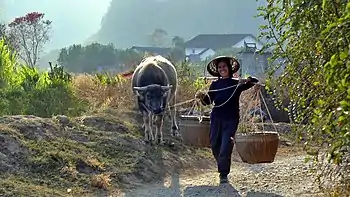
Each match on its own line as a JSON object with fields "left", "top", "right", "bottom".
{"left": 123, "top": 144, "right": 182, "bottom": 197}
{"left": 122, "top": 169, "right": 182, "bottom": 197}
{"left": 246, "top": 191, "right": 284, "bottom": 197}
{"left": 183, "top": 183, "right": 241, "bottom": 197}
{"left": 183, "top": 183, "right": 284, "bottom": 197}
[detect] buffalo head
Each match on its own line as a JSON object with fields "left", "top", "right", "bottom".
{"left": 133, "top": 84, "right": 172, "bottom": 114}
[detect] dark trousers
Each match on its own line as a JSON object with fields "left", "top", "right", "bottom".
{"left": 210, "top": 117, "right": 239, "bottom": 177}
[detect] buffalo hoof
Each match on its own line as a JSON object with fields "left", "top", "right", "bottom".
{"left": 171, "top": 131, "right": 181, "bottom": 138}
{"left": 155, "top": 135, "right": 163, "bottom": 144}
{"left": 160, "top": 139, "right": 175, "bottom": 147}
{"left": 167, "top": 141, "right": 175, "bottom": 147}
{"left": 144, "top": 139, "right": 156, "bottom": 146}
{"left": 143, "top": 139, "right": 150, "bottom": 144}
{"left": 156, "top": 139, "right": 166, "bottom": 145}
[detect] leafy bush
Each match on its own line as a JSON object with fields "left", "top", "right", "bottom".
{"left": 258, "top": 0, "right": 350, "bottom": 194}
{"left": 0, "top": 39, "right": 87, "bottom": 117}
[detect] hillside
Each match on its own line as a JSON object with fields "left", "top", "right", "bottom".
{"left": 88, "top": 0, "right": 266, "bottom": 48}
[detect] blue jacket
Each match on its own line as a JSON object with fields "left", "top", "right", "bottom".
{"left": 201, "top": 76, "right": 259, "bottom": 120}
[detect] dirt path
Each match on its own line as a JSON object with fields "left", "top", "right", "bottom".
{"left": 119, "top": 147, "right": 324, "bottom": 197}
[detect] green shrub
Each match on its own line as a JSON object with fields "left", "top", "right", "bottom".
{"left": 258, "top": 0, "right": 350, "bottom": 193}
{"left": 0, "top": 38, "right": 87, "bottom": 117}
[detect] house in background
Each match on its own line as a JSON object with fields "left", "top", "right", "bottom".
{"left": 236, "top": 42, "right": 272, "bottom": 78}
{"left": 184, "top": 33, "right": 272, "bottom": 78}
{"left": 130, "top": 36, "right": 273, "bottom": 78}
{"left": 184, "top": 33, "right": 264, "bottom": 62}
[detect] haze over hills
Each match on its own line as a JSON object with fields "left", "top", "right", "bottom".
{"left": 2, "top": 0, "right": 267, "bottom": 69}
{"left": 2, "top": 0, "right": 110, "bottom": 51}
{"left": 89, "top": 0, "right": 266, "bottom": 48}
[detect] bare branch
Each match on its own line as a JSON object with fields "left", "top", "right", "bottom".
{"left": 7, "top": 12, "right": 51, "bottom": 68}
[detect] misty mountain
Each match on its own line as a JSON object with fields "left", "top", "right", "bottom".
{"left": 88, "top": 0, "right": 266, "bottom": 48}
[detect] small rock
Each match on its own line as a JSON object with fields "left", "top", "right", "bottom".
{"left": 54, "top": 115, "right": 70, "bottom": 125}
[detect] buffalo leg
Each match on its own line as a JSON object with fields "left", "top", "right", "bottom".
{"left": 154, "top": 115, "right": 165, "bottom": 144}
{"left": 169, "top": 95, "right": 180, "bottom": 138}
{"left": 142, "top": 111, "right": 154, "bottom": 142}
{"left": 148, "top": 114, "right": 155, "bottom": 142}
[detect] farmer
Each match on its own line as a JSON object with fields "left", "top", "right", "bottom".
{"left": 195, "top": 56, "right": 259, "bottom": 184}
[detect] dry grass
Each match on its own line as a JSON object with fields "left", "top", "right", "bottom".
{"left": 176, "top": 78, "right": 210, "bottom": 109}
{"left": 239, "top": 86, "right": 261, "bottom": 121}
{"left": 71, "top": 73, "right": 208, "bottom": 112}
{"left": 72, "top": 74, "right": 135, "bottom": 111}
{"left": 327, "top": 185, "right": 350, "bottom": 197}
{"left": 90, "top": 173, "right": 112, "bottom": 189}
{"left": 86, "top": 156, "right": 105, "bottom": 171}
{"left": 60, "top": 165, "right": 79, "bottom": 181}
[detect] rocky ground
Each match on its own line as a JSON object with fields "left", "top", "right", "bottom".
{"left": 120, "top": 147, "right": 324, "bottom": 197}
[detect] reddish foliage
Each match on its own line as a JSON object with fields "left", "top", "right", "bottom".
{"left": 7, "top": 11, "right": 52, "bottom": 67}
{"left": 9, "top": 12, "right": 50, "bottom": 27}
{"left": 120, "top": 70, "right": 134, "bottom": 78}
{"left": 120, "top": 62, "right": 138, "bottom": 78}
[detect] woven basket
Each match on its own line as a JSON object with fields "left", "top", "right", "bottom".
{"left": 179, "top": 115, "right": 211, "bottom": 148}
{"left": 235, "top": 131, "right": 279, "bottom": 164}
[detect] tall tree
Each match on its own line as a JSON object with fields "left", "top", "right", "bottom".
{"left": 57, "top": 43, "right": 143, "bottom": 73}
{"left": 169, "top": 36, "right": 185, "bottom": 62}
{"left": 8, "top": 12, "right": 52, "bottom": 68}
{"left": 58, "top": 44, "right": 84, "bottom": 73}
{"left": 0, "top": 23, "right": 16, "bottom": 52}
{"left": 172, "top": 36, "right": 185, "bottom": 48}
{"left": 0, "top": 23, "right": 5, "bottom": 38}
{"left": 148, "top": 28, "right": 168, "bottom": 46}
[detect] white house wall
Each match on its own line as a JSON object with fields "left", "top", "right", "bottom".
{"left": 232, "top": 36, "right": 263, "bottom": 50}
{"left": 239, "top": 52, "right": 271, "bottom": 79}
{"left": 199, "top": 49, "right": 216, "bottom": 61}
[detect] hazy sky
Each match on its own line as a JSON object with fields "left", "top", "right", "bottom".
{"left": 2, "top": 0, "right": 111, "bottom": 51}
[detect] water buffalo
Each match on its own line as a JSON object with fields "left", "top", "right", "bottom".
{"left": 131, "top": 55, "right": 180, "bottom": 144}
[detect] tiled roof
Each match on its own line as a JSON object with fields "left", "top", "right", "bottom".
{"left": 185, "top": 34, "right": 257, "bottom": 50}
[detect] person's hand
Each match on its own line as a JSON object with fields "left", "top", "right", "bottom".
{"left": 195, "top": 91, "right": 206, "bottom": 100}
{"left": 247, "top": 76, "right": 259, "bottom": 84}
{"left": 238, "top": 78, "right": 248, "bottom": 84}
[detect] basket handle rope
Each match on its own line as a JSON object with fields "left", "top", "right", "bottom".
{"left": 259, "top": 89, "right": 279, "bottom": 134}
{"left": 240, "top": 85, "right": 279, "bottom": 135}
{"left": 255, "top": 85, "right": 265, "bottom": 134}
